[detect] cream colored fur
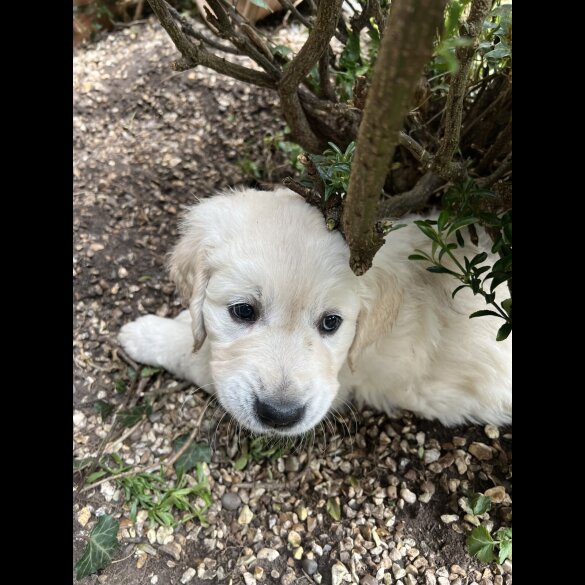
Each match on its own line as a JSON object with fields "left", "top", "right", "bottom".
{"left": 119, "top": 188, "right": 511, "bottom": 435}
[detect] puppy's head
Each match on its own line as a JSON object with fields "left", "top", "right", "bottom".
{"left": 170, "top": 188, "right": 397, "bottom": 436}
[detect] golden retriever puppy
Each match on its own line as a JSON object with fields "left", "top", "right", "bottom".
{"left": 119, "top": 188, "right": 511, "bottom": 435}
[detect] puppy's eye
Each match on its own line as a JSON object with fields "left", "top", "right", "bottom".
{"left": 229, "top": 303, "right": 256, "bottom": 322}
{"left": 320, "top": 314, "right": 342, "bottom": 334}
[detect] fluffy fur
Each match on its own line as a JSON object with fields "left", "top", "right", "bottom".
{"left": 119, "top": 188, "right": 511, "bottom": 435}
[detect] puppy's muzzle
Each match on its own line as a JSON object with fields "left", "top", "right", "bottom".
{"left": 254, "top": 396, "right": 306, "bottom": 429}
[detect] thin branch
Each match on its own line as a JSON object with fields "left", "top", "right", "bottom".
{"left": 278, "top": 0, "right": 344, "bottom": 152}
{"left": 434, "top": 0, "right": 492, "bottom": 176}
{"left": 478, "top": 152, "right": 512, "bottom": 188}
{"left": 283, "top": 177, "right": 322, "bottom": 207}
{"left": 318, "top": 46, "right": 337, "bottom": 102}
{"left": 342, "top": 0, "right": 449, "bottom": 275}
{"left": 167, "top": 3, "right": 239, "bottom": 54}
{"left": 276, "top": 0, "right": 313, "bottom": 28}
{"left": 377, "top": 172, "right": 445, "bottom": 217}
{"left": 147, "top": 0, "right": 276, "bottom": 89}
{"left": 476, "top": 118, "right": 512, "bottom": 174}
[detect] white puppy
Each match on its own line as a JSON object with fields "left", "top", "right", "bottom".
{"left": 119, "top": 188, "right": 511, "bottom": 435}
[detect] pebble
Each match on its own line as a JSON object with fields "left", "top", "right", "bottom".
{"left": 287, "top": 530, "right": 301, "bottom": 547}
{"left": 280, "top": 569, "right": 296, "bottom": 585}
{"left": 180, "top": 568, "right": 196, "bottom": 584}
{"left": 484, "top": 424, "right": 500, "bottom": 439}
{"left": 221, "top": 492, "right": 241, "bottom": 510}
{"left": 392, "top": 564, "right": 406, "bottom": 579}
{"left": 77, "top": 506, "right": 91, "bottom": 526}
{"left": 400, "top": 488, "right": 417, "bottom": 504}
{"left": 440, "top": 515, "right": 458, "bottom": 524}
{"left": 243, "top": 573, "right": 256, "bottom": 585}
{"left": 331, "top": 561, "right": 350, "bottom": 585}
{"left": 485, "top": 486, "right": 506, "bottom": 503}
{"left": 238, "top": 505, "right": 254, "bottom": 525}
{"left": 159, "top": 542, "right": 182, "bottom": 561}
{"left": 425, "top": 574, "right": 437, "bottom": 585}
{"left": 302, "top": 558, "right": 318, "bottom": 575}
{"left": 423, "top": 449, "right": 441, "bottom": 464}
{"left": 73, "top": 411, "right": 87, "bottom": 428}
{"left": 469, "top": 442, "right": 493, "bottom": 461}
{"left": 257, "top": 548, "right": 280, "bottom": 561}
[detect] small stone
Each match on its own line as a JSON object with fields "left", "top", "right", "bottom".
{"left": 302, "top": 558, "right": 318, "bottom": 575}
{"left": 464, "top": 514, "right": 481, "bottom": 526}
{"left": 419, "top": 492, "right": 432, "bottom": 504}
{"left": 243, "top": 572, "right": 256, "bottom": 585}
{"left": 400, "top": 488, "right": 417, "bottom": 504}
{"left": 221, "top": 492, "right": 241, "bottom": 511}
{"left": 292, "top": 546, "right": 303, "bottom": 560}
{"left": 159, "top": 542, "right": 182, "bottom": 561}
{"left": 156, "top": 525, "right": 173, "bottom": 545}
{"left": 238, "top": 505, "right": 253, "bottom": 525}
{"left": 423, "top": 449, "right": 441, "bottom": 464}
{"left": 73, "top": 411, "right": 87, "bottom": 428}
{"left": 296, "top": 505, "right": 308, "bottom": 521}
{"left": 485, "top": 486, "right": 506, "bottom": 504}
{"left": 389, "top": 548, "right": 402, "bottom": 561}
{"left": 280, "top": 569, "right": 296, "bottom": 585}
{"left": 287, "top": 530, "right": 301, "bottom": 547}
{"left": 257, "top": 548, "right": 280, "bottom": 561}
{"left": 180, "top": 568, "right": 196, "bottom": 584}
{"left": 441, "top": 515, "right": 459, "bottom": 524}
{"left": 118, "top": 266, "right": 128, "bottom": 278}
{"left": 484, "top": 424, "right": 500, "bottom": 439}
{"left": 501, "top": 560, "right": 512, "bottom": 574}
{"left": 254, "top": 566, "right": 264, "bottom": 580}
{"left": 437, "top": 578, "right": 450, "bottom": 585}
{"left": 136, "top": 552, "right": 147, "bottom": 569}
{"left": 425, "top": 573, "right": 437, "bottom": 585}
{"left": 451, "top": 565, "right": 466, "bottom": 577}
{"left": 150, "top": 577, "right": 158, "bottom": 584}
{"left": 285, "top": 456, "right": 300, "bottom": 472}
{"left": 331, "top": 562, "right": 350, "bottom": 585}
{"left": 77, "top": 507, "right": 91, "bottom": 527}
{"left": 361, "top": 576, "right": 378, "bottom": 585}
{"left": 405, "top": 574, "right": 417, "bottom": 585}
{"left": 393, "top": 564, "right": 406, "bottom": 579}
{"left": 469, "top": 442, "right": 493, "bottom": 461}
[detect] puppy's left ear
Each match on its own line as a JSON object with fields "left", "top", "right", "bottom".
{"left": 168, "top": 208, "right": 211, "bottom": 353}
{"left": 348, "top": 266, "right": 402, "bottom": 369}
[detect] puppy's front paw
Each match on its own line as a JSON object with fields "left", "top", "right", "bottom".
{"left": 118, "top": 315, "right": 169, "bottom": 366}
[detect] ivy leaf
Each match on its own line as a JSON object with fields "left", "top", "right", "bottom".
{"left": 469, "top": 493, "right": 491, "bottom": 515}
{"left": 466, "top": 525, "right": 496, "bottom": 563}
{"left": 498, "top": 539, "right": 512, "bottom": 563}
{"left": 140, "top": 366, "right": 161, "bottom": 378}
{"left": 117, "top": 404, "right": 152, "bottom": 427}
{"left": 94, "top": 400, "right": 114, "bottom": 422}
{"left": 326, "top": 497, "right": 342, "bottom": 522}
{"left": 75, "top": 515, "right": 119, "bottom": 580}
{"left": 172, "top": 435, "right": 212, "bottom": 474}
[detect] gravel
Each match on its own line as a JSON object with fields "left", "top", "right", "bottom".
{"left": 73, "top": 18, "right": 512, "bottom": 585}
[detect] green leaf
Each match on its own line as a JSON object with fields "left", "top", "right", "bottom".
{"left": 451, "top": 285, "right": 467, "bottom": 299}
{"left": 86, "top": 470, "right": 108, "bottom": 484}
{"left": 140, "top": 367, "right": 161, "bottom": 378}
{"left": 249, "top": 0, "right": 270, "bottom": 8}
{"left": 114, "top": 379, "right": 127, "bottom": 393}
{"left": 437, "top": 210, "right": 450, "bottom": 232}
{"left": 234, "top": 454, "right": 248, "bottom": 471}
{"left": 414, "top": 221, "right": 439, "bottom": 242}
{"left": 501, "top": 298, "right": 512, "bottom": 316}
{"left": 117, "top": 404, "right": 152, "bottom": 428}
{"left": 495, "top": 527, "right": 512, "bottom": 541}
{"left": 427, "top": 266, "right": 455, "bottom": 275}
{"left": 94, "top": 400, "right": 114, "bottom": 422}
{"left": 496, "top": 322, "right": 512, "bottom": 341}
{"left": 498, "top": 539, "right": 512, "bottom": 564}
{"left": 447, "top": 217, "right": 480, "bottom": 236}
{"left": 75, "top": 515, "right": 120, "bottom": 580}
{"left": 271, "top": 45, "right": 292, "bottom": 59}
{"left": 467, "top": 525, "right": 496, "bottom": 563}
{"left": 326, "top": 497, "right": 342, "bottom": 521}
{"left": 470, "top": 493, "right": 491, "bottom": 515}
{"left": 469, "top": 252, "right": 488, "bottom": 267}
{"left": 173, "top": 435, "right": 212, "bottom": 474}
{"left": 469, "top": 310, "right": 502, "bottom": 319}
{"left": 484, "top": 46, "right": 511, "bottom": 61}
{"left": 408, "top": 254, "right": 430, "bottom": 262}
{"left": 73, "top": 457, "right": 94, "bottom": 472}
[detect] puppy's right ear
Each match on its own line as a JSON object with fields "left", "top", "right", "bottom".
{"left": 168, "top": 209, "right": 210, "bottom": 353}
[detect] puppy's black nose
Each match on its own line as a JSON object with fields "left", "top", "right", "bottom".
{"left": 255, "top": 397, "right": 305, "bottom": 429}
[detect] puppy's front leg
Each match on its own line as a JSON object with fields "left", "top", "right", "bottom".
{"left": 118, "top": 311, "right": 213, "bottom": 391}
